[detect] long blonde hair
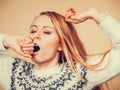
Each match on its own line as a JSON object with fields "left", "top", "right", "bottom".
{"left": 38, "top": 11, "right": 111, "bottom": 72}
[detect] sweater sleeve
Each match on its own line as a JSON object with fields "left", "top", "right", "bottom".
{"left": 0, "top": 35, "right": 13, "bottom": 88}
{"left": 86, "top": 14, "right": 120, "bottom": 86}
{"left": 0, "top": 34, "right": 7, "bottom": 51}
{"left": 0, "top": 54, "right": 14, "bottom": 89}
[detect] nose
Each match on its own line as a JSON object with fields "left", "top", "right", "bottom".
{"left": 29, "top": 33, "right": 41, "bottom": 45}
{"left": 33, "top": 33, "right": 41, "bottom": 44}
{"left": 30, "top": 32, "right": 41, "bottom": 40}
{"left": 34, "top": 34, "right": 41, "bottom": 39}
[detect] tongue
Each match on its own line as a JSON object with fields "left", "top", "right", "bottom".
{"left": 33, "top": 45, "right": 40, "bottom": 52}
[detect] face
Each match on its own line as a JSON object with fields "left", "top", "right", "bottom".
{"left": 29, "top": 15, "right": 62, "bottom": 65}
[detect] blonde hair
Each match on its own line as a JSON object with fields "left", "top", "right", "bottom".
{"left": 38, "top": 11, "right": 111, "bottom": 72}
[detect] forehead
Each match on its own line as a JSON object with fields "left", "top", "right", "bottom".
{"left": 31, "top": 15, "right": 54, "bottom": 28}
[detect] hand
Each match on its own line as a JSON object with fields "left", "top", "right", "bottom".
{"left": 65, "top": 7, "right": 106, "bottom": 24}
{"left": 3, "top": 35, "right": 34, "bottom": 58}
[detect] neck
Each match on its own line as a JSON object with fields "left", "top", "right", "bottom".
{"left": 33, "top": 54, "right": 60, "bottom": 70}
{"left": 34, "top": 60, "right": 59, "bottom": 70}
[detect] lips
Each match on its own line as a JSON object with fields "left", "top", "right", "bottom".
{"left": 31, "top": 44, "right": 40, "bottom": 58}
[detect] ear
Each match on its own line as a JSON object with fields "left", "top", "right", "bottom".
{"left": 57, "top": 44, "right": 62, "bottom": 51}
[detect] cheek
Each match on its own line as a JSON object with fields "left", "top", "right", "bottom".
{"left": 41, "top": 38, "right": 59, "bottom": 55}
{"left": 43, "top": 39, "right": 59, "bottom": 53}
{"left": 35, "top": 42, "right": 59, "bottom": 61}
{"left": 42, "top": 36, "right": 59, "bottom": 49}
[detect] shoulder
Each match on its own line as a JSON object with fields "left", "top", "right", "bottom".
{"left": 0, "top": 54, "right": 30, "bottom": 89}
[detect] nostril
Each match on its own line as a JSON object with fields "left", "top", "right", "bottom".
{"left": 32, "top": 35, "right": 41, "bottom": 40}
{"left": 37, "top": 34, "right": 41, "bottom": 39}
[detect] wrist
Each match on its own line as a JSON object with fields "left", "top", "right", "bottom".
{"left": 92, "top": 11, "right": 107, "bottom": 24}
{"left": 3, "top": 35, "right": 10, "bottom": 49}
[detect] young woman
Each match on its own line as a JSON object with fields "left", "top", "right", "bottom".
{"left": 0, "top": 7, "right": 120, "bottom": 90}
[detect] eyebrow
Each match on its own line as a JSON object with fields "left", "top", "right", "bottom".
{"left": 30, "top": 25, "right": 38, "bottom": 29}
{"left": 30, "top": 25, "right": 54, "bottom": 30}
{"left": 43, "top": 26, "right": 54, "bottom": 30}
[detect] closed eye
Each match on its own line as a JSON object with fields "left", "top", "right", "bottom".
{"left": 30, "top": 25, "right": 38, "bottom": 33}
{"left": 44, "top": 31, "right": 51, "bottom": 34}
{"left": 30, "top": 30, "right": 37, "bottom": 33}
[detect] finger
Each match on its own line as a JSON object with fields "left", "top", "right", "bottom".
{"left": 22, "top": 47, "right": 34, "bottom": 51}
{"left": 66, "top": 17, "right": 87, "bottom": 24}
{"left": 23, "top": 51, "right": 33, "bottom": 54}
{"left": 23, "top": 50, "right": 33, "bottom": 54}
{"left": 70, "top": 7, "right": 77, "bottom": 13}
{"left": 70, "top": 8, "right": 91, "bottom": 21}
{"left": 65, "top": 14, "right": 72, "bottom": 21}
{"left": 17, "top": 50, "right": 32, "bottom": 58}
{"left": 65, "top": 9, "right": 74, "bottom": 18}
{"left": 70, "top": 17, "right": 88, "bottom": 23}
{"left": 65, "top": 11, "right": 71, "bottom": 18}
{"left": 24, "top": 37, "right": 33, "bottom": 44}
{"left": 22, "top": 43, "right": 34, "bottom": 48}
{"left": 65, "top": 11, "right": 77, "bottom": 22}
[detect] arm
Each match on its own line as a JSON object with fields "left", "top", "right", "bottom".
{"left": 0, "top": 34, "right": 34, "bottom": 87}
{"left": 99, "top": 14, "right": 120, "bottom": 44}
{"left": 0, "top": 34, "right": 7, "bottom": 51}
{"left": 0, "top": 34, "right": 34, "bottom": 58}
{"left": 65, "top": 7, "right": 120, "bottom": 85}
{"left": 87, "top": 14, "right": 120, "bottom": 85}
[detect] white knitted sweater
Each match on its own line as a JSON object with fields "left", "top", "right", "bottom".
{"left": 0, "top": 14, "right": 120, "bottom": 90}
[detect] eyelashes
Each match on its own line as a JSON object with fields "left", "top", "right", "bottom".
{"left": 30, "top": 30, "right": 52, "bottom": 35}
{"left": 30, "top": 26, "right": 52, "bottom": 35}
{"left": 30, "top": 30, "right": 36, "bottom": 33}
{"left": 44, "top": 31, "right": 51, "bottom": 34}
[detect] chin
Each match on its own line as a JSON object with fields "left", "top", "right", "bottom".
{"left": 32, "top": 56, "right": 39, "bottom": 63}
{"left": 31, "top": 56, "right": 45, "bottom": 64}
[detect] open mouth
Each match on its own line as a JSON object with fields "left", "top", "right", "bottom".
{"left": 33, "top": 45, "right": 40, "bottom": 52}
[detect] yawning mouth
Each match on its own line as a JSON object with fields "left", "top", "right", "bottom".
{"left": 33, "top": 45, "right": 40, "bottom": 52}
